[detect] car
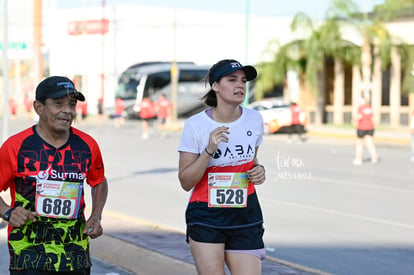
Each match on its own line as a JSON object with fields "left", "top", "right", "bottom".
{"left": 247, "top": 99, "right": 306, "bottom": 134}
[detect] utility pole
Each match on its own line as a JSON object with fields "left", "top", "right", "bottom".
{"left": 171, "top": 7, "right": 178, "bottom": 123}
{"left": 34, "top": 0, "right": 42, "bottom": 84}
{"left": 2, "top": 0, "right": 9, "bottom": 143}
{"left": 101, "top": 0, "right": 105, "bottom": 108}
{"left": 243, "top": 0, "right": 250, "bottom": 106}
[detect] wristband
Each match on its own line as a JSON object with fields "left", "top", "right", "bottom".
{"left": 205, "top": 148, "right": 214, "bottom": 156}
{"left": 3, "top": 208, "right": 14, "bottom": 222}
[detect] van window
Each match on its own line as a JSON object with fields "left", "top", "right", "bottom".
{"left": 179, "top": 69, "right": 207, "bottom": 82}
{"left": 116, "top": 71, "right": 140, "bottom": 100}
{"left": 144, "top": 71, "right": 170, "bottom": 98}
{"left": 143, "top": 69, "right": 207, "bottom": 98}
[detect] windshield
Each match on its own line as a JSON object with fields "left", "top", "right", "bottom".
{"left": 115, "top": 71, "right": 140, "bottom": 100}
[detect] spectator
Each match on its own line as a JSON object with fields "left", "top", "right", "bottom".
{"left": 8, "top": 97, "right": 18, "bottom": 118}
{"left": 139, "top": 97, "right": 156, "bottom": 139}
{"left": 23, "top": 93, "right": 33, "bottom": 114}
{"left": 97, "top": 98, "right": 103, "bottom": 115}
{"left": 410, "top": 109, "right": 414, "bottom": 162}
{"left": 353, "top": 97, "right": 378, "bottom": 165}
{"left": 155, "top": 94, "right": 172, "bottom": 130}
{"left": 77, "top": 100, "right": 88, "bottom": 121}
{"left": 113, "top": 97, "right": 126, "bottom": 128}
{"left": 288, "top": 102, "right": 306, "bottom": 142}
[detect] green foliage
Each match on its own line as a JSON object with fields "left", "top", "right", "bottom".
{"left": 374, "top": 0, "right": 414, "bottom": 21}
{"left": 255, "top": 40, "right": 306, "bottom": 97}
{"left": 401, "top": 45, "right": 414, "bottom": 94}
{"left": 325, "top": 0, "right": 358, "bottom": 20}
{"left": 256, "top": 0, "right": 413, "bottom": 99}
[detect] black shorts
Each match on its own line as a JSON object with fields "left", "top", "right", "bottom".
{"left": 357, "top": 129, "right": 374, "bottom": 138}
{"left": 141, "top": 117, "right": 155, "bottom": 122}
{"left": 187, "top": 223, "right": 265, "bottom": 250}
{"left": 10, "top": 269, "right": 90, "bottom": 275}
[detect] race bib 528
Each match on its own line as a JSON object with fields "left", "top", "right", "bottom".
{"left": 208, "top": 172, "right": 249, "bottom": 208}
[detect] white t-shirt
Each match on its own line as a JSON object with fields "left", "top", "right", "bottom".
{"left": 178, "top": 107, "right": 264, "bottom": 168}
{"left": 178, "top": 107, "right": 265, "bottom": 227}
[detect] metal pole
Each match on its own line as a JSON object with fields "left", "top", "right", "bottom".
{"left": 34, "top": 0, "right": 42, "bottom": 84}
{"left": 171, "top": 7, "right": 178, "bottom": 123}
{"left": 2, "top": 0, "right": 9, "bottom": 143}
{"left": 243, "top": 0, "right": 250, "bottom": 106}
{"left": 101, "top": 0, "right": 105, "bottom": 108}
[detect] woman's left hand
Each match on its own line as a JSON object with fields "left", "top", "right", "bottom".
{"left": 247, "top": 164, "right": 266, "bottom": 185}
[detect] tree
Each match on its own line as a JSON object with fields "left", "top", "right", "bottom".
{"left": 339, "top": 0, "right": 412, "bottom": 126}
{"left": 255, "top": 39, "right": 305, "bottom": 100}
{"left": 257, "top": 0, "right": 412, "bottom": 125}
{"left": 256, "top": 2, "right": 360, "bottom": 125}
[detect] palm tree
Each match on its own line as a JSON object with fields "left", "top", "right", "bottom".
{"left": 335, "top": 0, "right": 413, "bottom": 125}
{"left": 255, "top": 39, "right": 305, "bottom": 100}
{"left": 257, "top": 0, "right": 412, "bottom": 126}
{"left": 363, "top": 1, "right": 414, "bottom": 126}
{"left": 258, "top": 6, "right": 360, "bottom": 125}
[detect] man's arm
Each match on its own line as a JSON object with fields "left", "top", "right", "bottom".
{"left": 0, "top": 196, "right": 11, "bottom": 220}
{"left": 83, "top": 177, "right": 108, "bottom": 239}
{"left": 0, "top": 196, "right": 36, "bottom": 227}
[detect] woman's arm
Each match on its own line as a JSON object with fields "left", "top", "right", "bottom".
{"left": 247, "top": 147, "right": 266, "bottom": 185}
{"left": 178, "top": 126, "right": 230, "bottom": 191}
{"left": 178, "top": 151, "right": 212, "bottom": 192}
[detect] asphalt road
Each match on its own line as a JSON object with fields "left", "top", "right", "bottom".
{"left": 95, "top": 119, "right": 413, "bottom": 275}
{"left": 258, "top": 135, "right": 414, "bottom": 275}
{"left": 1, "top": 117, "right": 414, "bottom": 275}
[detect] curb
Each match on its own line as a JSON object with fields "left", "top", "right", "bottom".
{"left": 265, "top": 256, "right": 333, "bottom": 275}
{"left": 90, "top": 210, "right": 197, "bottom": 275}
{"left": 91, "top": 234, "right": 197, "bottom": 275}
{"left": 307, "top": 129, "right": 410, "bottom": 145}
{"left": 90, "top": 211, "right": 327, "bottom": 275}
{"left": 163, "top": 122, "right": 183, "bottom": 132}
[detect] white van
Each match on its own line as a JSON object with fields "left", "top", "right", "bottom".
{"left": 111, "top": 62, "right": 209, "bottom": 119}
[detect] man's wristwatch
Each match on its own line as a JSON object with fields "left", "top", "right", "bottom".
{"left": 3, "top": 208, "right": 14, "bottom": 222}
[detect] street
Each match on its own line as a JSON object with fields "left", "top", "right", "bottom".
{"left": 88, "top": 118, "right": 413, "bottom": 275}
{"left": 1, "top": 117, "right": 414, "bottom": 275}
{"left": 258, "top": 135, "right": 414, "bottom": 275}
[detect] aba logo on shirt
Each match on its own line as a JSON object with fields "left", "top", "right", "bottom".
{"left": 213, "top": 144, "right": 254, "bottom": 160}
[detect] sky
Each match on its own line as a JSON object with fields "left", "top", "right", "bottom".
{"left": 55, "top": 0, "right": 385, "bottom": 19}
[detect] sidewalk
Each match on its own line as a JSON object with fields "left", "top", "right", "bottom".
{"left": 91, "top": 211, "right": 326, "bottom": 275}
{"left": 306, "top": 125, "right": 410, "bottom": 146}
{"left": 167, "top": 119, "right": 411, "bottom": 146}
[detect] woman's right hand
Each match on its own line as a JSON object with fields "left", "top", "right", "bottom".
{"left": 206, "top": 126, "right": 230, "bottom": 154}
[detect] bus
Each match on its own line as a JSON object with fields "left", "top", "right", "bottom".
{"left": 110, "top": 61, "right": 210, "bottom": 119}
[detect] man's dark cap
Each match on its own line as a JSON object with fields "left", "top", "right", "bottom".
{"left": 35, "top": 76, "right": 85, "bottom": 101}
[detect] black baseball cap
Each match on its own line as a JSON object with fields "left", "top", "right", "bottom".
{"left": 209, "top": 59, "right": 257, "bottom": 85}
{"left": 35, "top": 76, "right": 85, "bottom": 102}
